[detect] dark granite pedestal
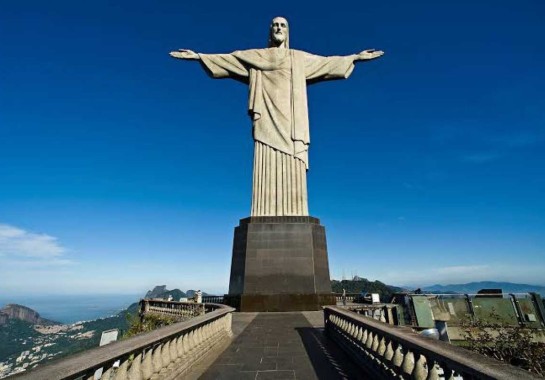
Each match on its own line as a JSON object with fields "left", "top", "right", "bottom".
{"left": 225, "top": 216, "right": 336, "bottom": 312}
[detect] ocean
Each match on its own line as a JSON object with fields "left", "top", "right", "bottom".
{"left": 0, "top": 294, "right": 141, "bottom": 324}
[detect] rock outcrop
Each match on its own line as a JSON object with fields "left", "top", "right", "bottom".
{"left": 0, "top": 311, "right": 9, "bottom": 325}
{"left": 145, "top": 285, "right": 168, "bottom": 299}
{"left": 0, "top": 304, "right": 58, "bottom": 325}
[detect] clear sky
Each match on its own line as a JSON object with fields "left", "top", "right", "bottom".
{"left": 1, "top": 0, "right": 544, "bottom": 295}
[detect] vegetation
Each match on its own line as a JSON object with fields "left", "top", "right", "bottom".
{"left": 123, "top": 313, "right": 176, "bottom": 338}
{"left": 331, "top": 278, "right": 403, "bottom": 302}
{"left": 460, "top": 310, "right": 545, "bottom": 376}
{"left": 0, "top": 319, "right": 40, "bottom": 359}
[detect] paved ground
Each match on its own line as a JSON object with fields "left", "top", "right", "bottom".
{"left": 199, "top": 311, "right": 366, "bottom": 380}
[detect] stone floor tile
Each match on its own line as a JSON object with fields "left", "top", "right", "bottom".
{"left": 256, "top": 370, "right": 296, "bottom": 379}
{"left": 199, "top": 312, "right": 363, "bottom": 380}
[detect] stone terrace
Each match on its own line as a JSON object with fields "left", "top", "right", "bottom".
{"left": 200, "top": 311, "right": 364, "bottom": 379}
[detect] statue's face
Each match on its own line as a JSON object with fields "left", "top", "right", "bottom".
{"left": 270, "top": 17, "right": 288, "bottom": 45}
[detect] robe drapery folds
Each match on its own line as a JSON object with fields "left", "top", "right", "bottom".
{"left": 199, "top": 48, "right": 355, "bottom": 216}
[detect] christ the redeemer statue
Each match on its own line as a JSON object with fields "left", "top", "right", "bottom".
{"left": 170, "top": 17, "right": 383, "bottom": 217}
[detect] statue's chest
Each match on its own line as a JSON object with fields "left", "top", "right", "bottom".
{"left": 263, "top": 50, "right": 291, "bottom": 70}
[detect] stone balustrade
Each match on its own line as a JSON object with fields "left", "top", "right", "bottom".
{"left": 12, "top": 304, "right": 234, "bottom": 380}
{"left": 202, "top": 295, "right": 225, "bottom": 304}
{"left": 324, "top": 306, "right": 541, "bottom": 380}
{"left": 140, "top": 299, "right": 206, "bottom": 320}
{"left": 334, "top": 293, "right": 358, "bottom": 304}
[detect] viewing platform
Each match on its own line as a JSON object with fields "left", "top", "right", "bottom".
{"left": 11, "top": 300, "right": 542, "bottom": 380}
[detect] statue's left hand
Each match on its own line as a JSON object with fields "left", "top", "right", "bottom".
{"left": 356, "top": 49, "right": 384, "bottom": 61}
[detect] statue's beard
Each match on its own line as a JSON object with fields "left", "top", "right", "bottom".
{"left": 272, "top": 33, "right": 286, "bottom": 44}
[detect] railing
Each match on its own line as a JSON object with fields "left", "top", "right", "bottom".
{"left": 202, "top": 295, "right": 225, "bottom": 304}
{"left": 13, "top": 303, "right": 235, "bottom": 380}
{"left": 324, "top": 306, "right": 540, "bottom": 380}
{"left": 140, "top": 299, "right": 205, "bottom": 320}
{"left": 334, "top": 293, "right": 359, "bottom": 304}
{"left": 348, "top": 305, "right": 395, "bottom": 324}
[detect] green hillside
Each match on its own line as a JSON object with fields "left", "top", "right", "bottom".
{"left": 331, "top": 278, "right": 404, "bottom": 302}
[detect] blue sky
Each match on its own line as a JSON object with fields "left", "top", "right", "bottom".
{"left": 1, "top": 0, "right": 544, "bottom": 295}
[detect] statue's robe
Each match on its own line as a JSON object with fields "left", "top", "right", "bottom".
{"left": 199, "top": 48, "right": 355, "bottom": 216}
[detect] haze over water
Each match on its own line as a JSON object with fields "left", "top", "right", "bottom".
{"left": 0, "top": 294, "right": 140, "bottom": 324}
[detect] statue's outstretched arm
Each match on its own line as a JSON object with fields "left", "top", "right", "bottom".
{"left": 170, "top": 49, "right": 248, "bottom": 80}
{"left": 169, "top": 49, "right": 200, "bottom": 60}
{"left": 354, "top": 49, "right": 384, "bottom": 61}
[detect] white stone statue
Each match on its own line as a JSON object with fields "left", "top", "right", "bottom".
{"left": 170, "top": 17, "right": 383, "bottom": 216}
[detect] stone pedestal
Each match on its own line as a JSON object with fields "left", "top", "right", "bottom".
{"left": 226, "top": 216, "right": 335, "bottom": 312}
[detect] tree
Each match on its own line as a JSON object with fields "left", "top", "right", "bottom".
{"left": 460, "top": 310, "right": 545, "bottom": 376}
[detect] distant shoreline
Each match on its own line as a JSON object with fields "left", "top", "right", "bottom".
{"left": 0, "top": 294, "right": 140, "bottom": 324}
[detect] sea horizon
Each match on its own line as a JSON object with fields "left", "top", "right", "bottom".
{"left": 0, "top": 293, "right": 141, "bottom": 324}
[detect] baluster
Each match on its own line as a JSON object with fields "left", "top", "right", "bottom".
{"left": 356, "top": 326, "right": 363, "bottom": 341}
{"left": 211, "top": 320, "right": 217, "bottom": 340}
{"left": 378, "top": 337, "right": 386, "bottom": 357}
{"left": 127, "top": 353, "right": 143, "bottom": 380}
{"left": 226, "top": 313, "right": 233, "bottom": 335}
{"left": 203, "top": 323, "right": 210, "bottom": 343}
{"left": 111, "top": 359, "right": 128, "bottom": 380}
{"left": 371, "top": 333, "right": 380, "bottom": 352}
{"left": 401, "top": 349, "right": 415, "bottom": 376}
{"left": 142, "top": 350, "right": 153, "bottom": 380}
{"left": 170, "top": 335, "right": 179, "bottom": 361}
{"left": 152, "top": 344, "right": 163, "bottom": 374}
{"left": 162, "top": 340, "right": 171, "bottom": 366}
{"left": 353, "top": 324, "right": 360, "bottom": 340}
{"left": 425, "top": 359, "right": 440, "bottom": 380}
{"left": 392, "top": 343, "right": 404, "bottom": 369}
{"left": 365, "top": 330, "right": 374, "bottom": 350}
{"left": 210, "top": 320, "right": 217, "bottom": 340}
{"left": 196, "top": 326, "right": 203, "bottom": 346}
{"left": 179, "top": 334, "right": 188, "bottom": 360}
{"left": 384, "top": 340, "right": 394, "bottom": 362}
{"left": 187, "top": 330, "right": 196, "bottom": 358}
{"left": 376, "top": 337, "right": 389, "bottom": 374}
{"left": 201, "top": 324, "right": 207, "bottom": 343}
{"left": 361, "top": 328, "right": 368, "bottom": 350}
{"left": 413, "top": 353, "right": 427, "bottom": 380}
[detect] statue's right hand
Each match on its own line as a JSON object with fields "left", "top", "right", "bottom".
{"left": 169, "top": 49, "right": 200, "bottom": 60}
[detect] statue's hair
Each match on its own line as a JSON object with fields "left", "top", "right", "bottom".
{"left": 268, "top": 17, "right": 289, "bottom": 48}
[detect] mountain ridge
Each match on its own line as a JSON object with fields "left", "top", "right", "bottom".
{"left": 144, "top": 285, "right": 210, "bottom": 300}
{"left": 422, "top": 281, "right": 545, "bottom": 295}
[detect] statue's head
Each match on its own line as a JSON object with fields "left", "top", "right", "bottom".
{"left": 268, "top": 16, "right": 289, "bottom": 48}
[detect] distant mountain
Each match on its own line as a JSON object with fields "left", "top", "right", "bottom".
{"left": 144, "top": 285, "right": 211, "bottom": 301}
{"left": 331, "top": 278, "right": 404, "bottom": 302}
{"left": 422, "top": 281, "right": 545, "bottom": 295}
{"left": 0, "top": 304, "right": 59, "bottom": 326}
{"left": 186, "top": 290, "right": 210, "bottom": 298}
{"left": 144, "top": 285, "right": 169, "bottom": 299}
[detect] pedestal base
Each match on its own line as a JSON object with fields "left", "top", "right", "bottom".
{"left": 226, "top": 216, "right": 335, "bottom": 312}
